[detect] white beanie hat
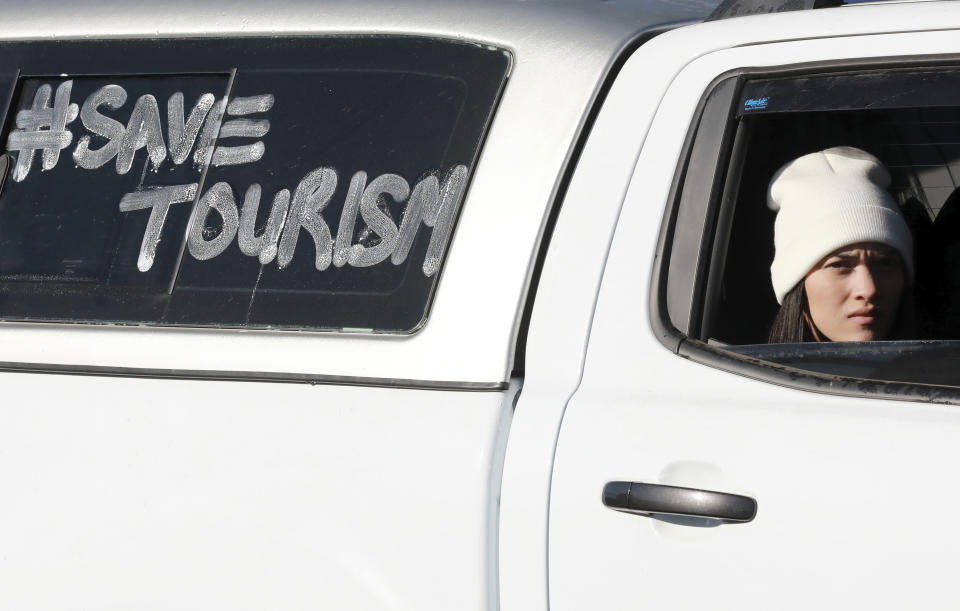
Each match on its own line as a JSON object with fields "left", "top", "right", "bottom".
{"left": 768, "top": 146, "right": 914, "bottom": 304}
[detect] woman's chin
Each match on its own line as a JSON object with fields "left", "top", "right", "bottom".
{"left": 831, "top": 326, "right": 881, "bottom": 342}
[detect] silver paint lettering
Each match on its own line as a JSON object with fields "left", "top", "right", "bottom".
{"left": 167, "top": 92, "right": 216, "bottom": 165}
{"left": 187, "top": 181, "right": 240, "bottom": 261}
{"left": 333, "top": 171, "right": 367, "bottom": 268}
{"left": 277, "top": 167, "right": 338, "bottom": 270}
{"left": 119, "top": 183, "right": 198, "bottom": 272}
{"left": 238, "top": 183, "right": 290, "bottom": 263}
{"left": 116, "top": 94, "right": 167, "bottom": 174}
{"left": 227, "top": 94, "right": 274, "bottom": 115}
{"left": 350, "top": 173, "right": 408, "bottom": 268}
{"left": 73, "top": 84, "right": 128, "bottom": 170}
{"left": 258, "top": 189, "right": 291, "bottom": 265}
{"left": 392, "top": 174, "right": 438, "bottom": 266}
{"left": 423, "top": 165, "right": 468, "bottom": 276}
{"left": 212, "top": 94, "right": 274, "bottom": 167}
{"left": 15, "top": 80, "right": 469, "bottom": 278}
{"left": 193, "top": 98, "right": 226, "bottom": 168}
{"left": 7, "top": 80, "right": 79, "bottom": 181}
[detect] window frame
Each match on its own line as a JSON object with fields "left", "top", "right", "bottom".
{"left": 650, "top": 55, "right": 960, "bottom": 404}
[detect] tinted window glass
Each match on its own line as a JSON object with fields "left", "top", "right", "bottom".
{"left": 0, "top": 37, "right": 510, "bottom": 332}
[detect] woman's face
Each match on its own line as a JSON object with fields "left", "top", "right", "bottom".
{"left": 803, "top": 242, "right": 905, "bottom": 342}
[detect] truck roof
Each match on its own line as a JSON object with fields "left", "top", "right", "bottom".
{"left": 0, "top": 0, "right": 721, "bottom": 49}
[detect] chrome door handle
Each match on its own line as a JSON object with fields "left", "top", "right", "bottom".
{"left": 603, "top": 481, "right": 757, "bottom": 523}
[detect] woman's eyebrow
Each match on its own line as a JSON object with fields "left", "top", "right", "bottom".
{"left": 833, "top": 247, "right": 897, "bottom": 258}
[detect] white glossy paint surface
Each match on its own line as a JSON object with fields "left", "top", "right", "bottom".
{"left": 548, "top": 14, "right": 960, "bottom": 611}
{"left": 0, "top": 372, "right": 510, "bottom": 611}
{"left": 503, "top": 4, "right": 960, "bottom": 611}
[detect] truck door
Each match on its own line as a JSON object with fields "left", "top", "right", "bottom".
{"left": 540, "top": 4, "right": 960, "bottom": 610}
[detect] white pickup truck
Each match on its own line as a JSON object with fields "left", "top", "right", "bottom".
{"left": 4, "top": 0, "right": 960, "bottom": 609}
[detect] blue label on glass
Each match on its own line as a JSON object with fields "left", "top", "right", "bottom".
{"left": 743, "top": 97, "right": 769, "bottom": 111}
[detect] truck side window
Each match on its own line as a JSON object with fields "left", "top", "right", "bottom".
{"left": 0, "top": 37, "right": 509, "bottom": 333}
{"left": 656, "top": 66, "right": 960, "bottom": 395}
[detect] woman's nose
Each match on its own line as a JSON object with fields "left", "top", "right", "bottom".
{"left": 852, "top": 264, "right": 878, "bottom": 300}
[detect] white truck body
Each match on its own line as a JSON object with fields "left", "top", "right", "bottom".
{"left": 3, "top": 1, "right": 960, "bottom": 610}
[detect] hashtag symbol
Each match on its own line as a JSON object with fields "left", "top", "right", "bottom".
{"left": 6, "top": 80, "right": 79, "bottom": 182}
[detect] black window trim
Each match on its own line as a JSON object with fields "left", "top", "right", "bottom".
{"left": 650, "top": 53, "right": 960, "bottom": 406}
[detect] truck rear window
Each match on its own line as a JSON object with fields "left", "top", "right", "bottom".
{"left": 0, "top": 37, "right": 509, "bottom": 332}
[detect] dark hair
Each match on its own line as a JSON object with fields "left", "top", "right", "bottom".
{"left": 767, "top": 282, "right": 815, "bottom": 343}
{"left": 767, "top": 279, "right": 916, "bottom": 343}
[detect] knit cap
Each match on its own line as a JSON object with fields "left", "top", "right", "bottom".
{"left": 768, "top": 146, "right": 914, "bottom": 304}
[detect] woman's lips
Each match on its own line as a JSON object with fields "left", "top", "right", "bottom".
{"left": 849, "top": 309, "right": 876, "bottom": 325}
